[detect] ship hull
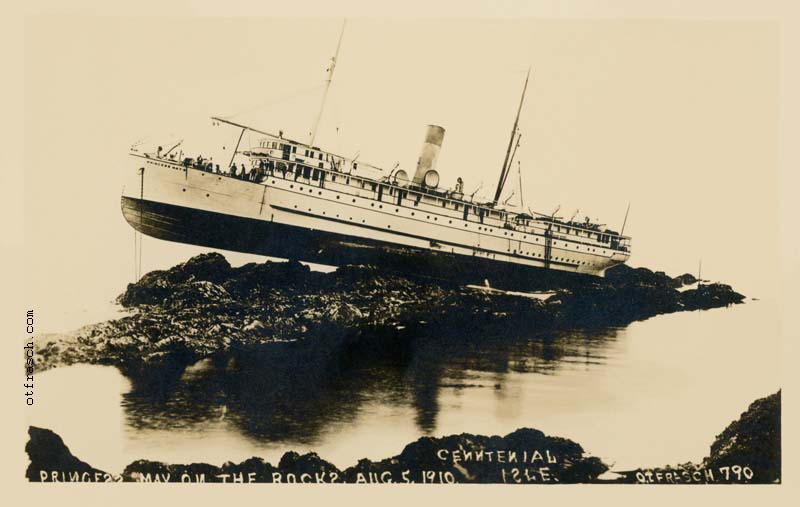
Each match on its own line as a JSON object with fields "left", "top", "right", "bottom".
{"left": 122, "top": 157, "right": 629, "bottom": 290}
{"left": 122, "top": 196, "right": 601, "bottom": 290}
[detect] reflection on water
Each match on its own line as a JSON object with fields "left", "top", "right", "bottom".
{"left": 120, "top": 326, "right": 618, "bottom": 441}
{"left": 30, "top": 300, "right": 780, "bottom": 473}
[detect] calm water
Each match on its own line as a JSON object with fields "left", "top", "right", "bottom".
{"left": 29, "top": 299, "right": 780, "bottom": 474}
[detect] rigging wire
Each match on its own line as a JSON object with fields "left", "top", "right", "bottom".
{"left": 217, "top": 83, "right": 326, "bottom": 121}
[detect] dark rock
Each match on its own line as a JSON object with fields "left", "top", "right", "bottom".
{"left": 612, "top": 391, "right": 781, "bottom": 484}
{"left": 29, "top": 425, "right": 601, "bottom": 484}
{"left": 35, "top": 254, "right": 746, "bottom": 374}
{"left": 25, "top": 426, "right": 111, "bottom": 482}
{"left": 680, "top": 283, "right": 745, "bottom": 310}
{"left": 705, "top": 390, "right": 780, "bottom": 483}
{"left": 343, "top": 428, "right": 606, "bottom": 484}
{"left": 672, "top": 273, "right": 697, "bottom": 287}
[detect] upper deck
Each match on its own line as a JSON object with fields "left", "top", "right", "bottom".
{"left": 240, "top": 138, "right": 631, "bottom": 253}
{"left": 136, "top": 142, "right": 631, "bottom": 255}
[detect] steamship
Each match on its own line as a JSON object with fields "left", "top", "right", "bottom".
{"left": 121, "top": 33, "right": 631, "bottom": 290}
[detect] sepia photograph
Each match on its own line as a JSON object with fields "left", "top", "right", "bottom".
{"left": 6, "top": 1, "right": 799, "bottom": 504}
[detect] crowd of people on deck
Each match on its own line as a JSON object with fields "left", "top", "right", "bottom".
{"left": 168, "top": 150, "right": 276, "bottom": 183}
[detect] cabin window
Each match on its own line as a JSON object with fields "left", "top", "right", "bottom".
{"left": 454, "top": 203, "right": 460, "bottom": 211}
{"left": 312, "top": 170, "right": 319, "bottom": 181}
{"left": 318, "top": 153, "right": 323, "bottom": 160}
{"left": 292, "top": 146, "right": 296, "bottom": 153}
{"left": 303, "top": 166, "right": 311, "bottom": 179}
{"left": 441, "top": 200, "right": 447, "bottom": 208}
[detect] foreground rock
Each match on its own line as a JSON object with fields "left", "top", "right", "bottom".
{"left": 613, "top": 390, "right": 781, "bottom": 484}
{"left": 34, "top": 253, "right": 744, "bottom": 373}
{"left": 27, "top": 426, "right": 604, "bottom": 483}
{"left": 25, "top": 427, "right": 112, "bottom": 482}
{"left": 26, "top": 391, "right": 778, "bottom": 484}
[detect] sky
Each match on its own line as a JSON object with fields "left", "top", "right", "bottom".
{"left": 21, "top": 16, "right": 781, "bottom": 332}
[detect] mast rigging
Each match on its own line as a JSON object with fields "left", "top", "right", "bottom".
{"left": 309, "top": 20, "right": 346, "bottom": 147}
{"left": 493, "top": 67, "right": 530, "bottom": 205}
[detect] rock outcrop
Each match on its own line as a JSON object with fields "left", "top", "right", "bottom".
{"left": 34, "top": 253, "right": 745, "bottom": 373}
{"left": 612, "top": 390, "right": 781, "bottom": 484}
{"left": 25, "top": 427, "right": 112, "bottom": 482}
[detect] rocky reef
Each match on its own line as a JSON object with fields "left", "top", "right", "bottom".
{"left": 24, "top": 426, "right": 606, "bottom": 483}
{"left": 34, "top": 253, "right": 744, "bottom": 374}
{"left": 26, "top": 391, "right": 779, "bottom": 484}
{"left": 613, "top": 390, "right": 781, "bottom": 484}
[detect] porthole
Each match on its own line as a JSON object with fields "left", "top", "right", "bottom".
{"left": 336, "top": 195, "right": 340, "bottom": 199}
{"left": 182, "top": 188, "right": 186, "bottom": 192}
{"left": 290, "top": 185, "right": 294, "bottom": 189}
{"left": 352, "top": 199, "right": 356, "bottom": 203}
{"left": 206, "top": 193, "right": 209, "bottom": 197}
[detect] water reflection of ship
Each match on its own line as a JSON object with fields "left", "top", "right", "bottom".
{"left": 120, "top": 326, "right": 619, "bottom": 441}
{"left": 122, "top": 26, "right": 631, "bottom": 290}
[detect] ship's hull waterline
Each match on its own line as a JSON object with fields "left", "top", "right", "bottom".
{"left": 122, "top": 159, "right": 629, "bottom": 290}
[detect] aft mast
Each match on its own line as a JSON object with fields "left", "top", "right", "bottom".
{"left": 309, "top": 21, "right": 346, "bottom": 147}
{"left": 493, "top": 68, "right": 530, "bottom": 206}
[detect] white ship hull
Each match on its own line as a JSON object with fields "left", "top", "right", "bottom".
{"left": 122, "top": 155, "right": 630, "bottom": 289}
